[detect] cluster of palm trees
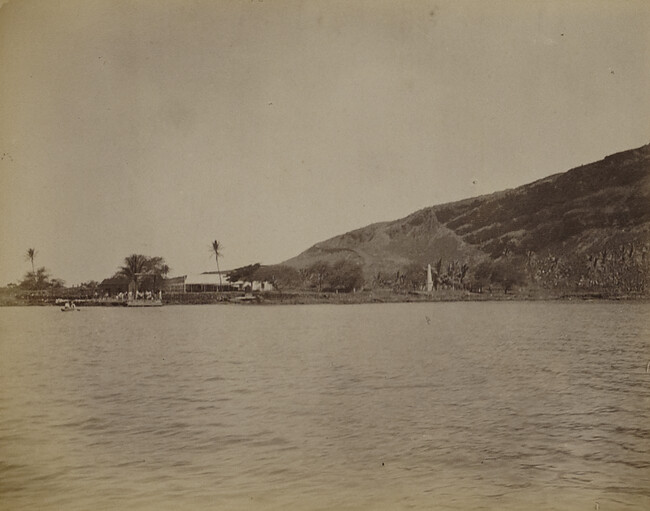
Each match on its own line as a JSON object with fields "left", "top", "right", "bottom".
{"left": 374, "top": 259, "right": 471, "bottom": 292}
{"left": 19, "top": 248, "right": 64, "bottom": 290}
{"left": 114, "top": 239, "right": 224, "bottom": 294}
{"left": 19, "top": 239, "right": 227, "bottom": 294}
{"left": 116, "top": 254, "right": 170, "bottom": 294}
{"left": 18, "top": 248, "right": 64, "bottom": 289}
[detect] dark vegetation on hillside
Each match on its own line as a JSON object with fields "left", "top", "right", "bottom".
{"left": 436, "top": 145, "right": 649, "bottom": 257}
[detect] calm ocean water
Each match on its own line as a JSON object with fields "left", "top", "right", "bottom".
{"left": 1, "top": 302, "right": 649, "bottom": 510}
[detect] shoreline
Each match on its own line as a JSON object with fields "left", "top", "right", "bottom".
{"left": 1, "top": 289, "right": 647, "bottom": 307}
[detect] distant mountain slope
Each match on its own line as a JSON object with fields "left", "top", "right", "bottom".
{"left": 283, "top": 143, "right": 650, "bottom": 285}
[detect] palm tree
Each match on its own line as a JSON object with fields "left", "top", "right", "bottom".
{"left": 147, "top": 256, "right": 165, "bottom": 277}
{"left": 211, "top": 240, "right": 223, "bottom": 289}
{"left": 25, "top": 248, "right": 37, "bottom": 274}
{"left": 117, "top": 254, "right": 151, "bottom": 295}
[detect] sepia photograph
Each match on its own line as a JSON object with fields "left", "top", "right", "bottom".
{"left": 0, "top": 1, "right": 648, "bottom": 510}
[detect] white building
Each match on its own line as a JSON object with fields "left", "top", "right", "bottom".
{"left": 178, "top": 272, "right": 273, "bottom": 293}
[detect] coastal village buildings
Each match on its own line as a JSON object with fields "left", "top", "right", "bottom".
{"left": 98, "top": 276, "right": 166, "bottom": 297}
{"left": 178, "top": 272, "right": 274, "bottom": 293}
{"left": 162, "top": 276, "right": 186, "bottom": 293}
{"left": 99, "top": 275, "right": 162, "bottom": 295}
{"left": 183, "top": 273, "right": 234, "bottom": 293}
{"left": 99, "top": 271, "right": 274, "bottom": 296}
{"left": 99, "top": 276, "right": 130, "bottom": 296}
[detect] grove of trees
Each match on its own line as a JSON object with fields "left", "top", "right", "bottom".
{"left": 19, "top": 267, "right": 65, "bottom": 290}
{"left": 18, "top": 247, "right": 65, "bottom": 290}
{"left": 523, "top": 242, "right": 648, "bottom": 294}
{"left": 227, "top": 260, "right": 364, "bottom": 293}
{"left": 115, "top": 254, "right": 169, "bottom": 293}
{"left": 372, "top": 257, "right": 526, "bottom": 294}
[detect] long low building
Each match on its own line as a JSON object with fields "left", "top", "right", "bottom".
{"left": 163, "top": 272, "right": 273, "bottom": 293}
{"left": 161, "top": 276, "right": 187, "bottom": 293}
{"left": 184, "top": 273, "right": 234, "bottom": 292}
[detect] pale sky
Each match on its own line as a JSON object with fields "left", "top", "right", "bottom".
{"left": 1, "top": 0, "right": 648, "bottom": 285}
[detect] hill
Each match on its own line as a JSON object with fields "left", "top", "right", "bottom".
{"left": 282, "top": 144, "right": 650, "bottom": 295}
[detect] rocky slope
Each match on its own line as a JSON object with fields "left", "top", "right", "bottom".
{"left": 283, "top": 144, "right": 650, "bottom": 291}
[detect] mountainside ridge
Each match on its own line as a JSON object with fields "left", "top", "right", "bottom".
{"left": 282, "top": 143, "right": 650, "bottom": 293}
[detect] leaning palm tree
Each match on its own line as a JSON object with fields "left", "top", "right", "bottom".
{"left": 25, "top": 248, "right": 37, "bottom": 274}
{"left": 211, "top": 240, "right": 223, "bottom": 289}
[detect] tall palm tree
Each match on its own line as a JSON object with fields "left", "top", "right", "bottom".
{"left": 211, "top": 240, "right": 223, "bottom": 289}
{"left": 25, "top": 248, "right": 37, "bottom": 274}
